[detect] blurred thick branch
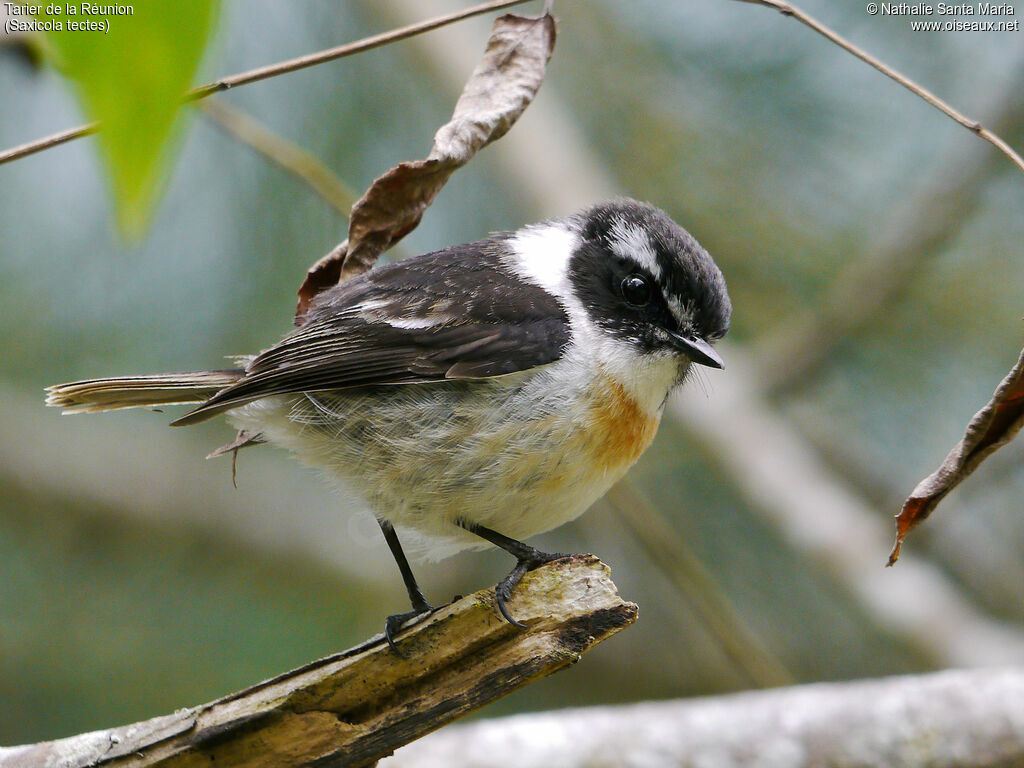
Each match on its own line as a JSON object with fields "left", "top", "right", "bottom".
{"left": 0, "top": 556, "right": 636, "bottom": 768}
{"left": 383, "top": 667, "right": 1024, "bottom": 767}
{"left": 670, "top": 354, "right": 1024, "bottom": 666}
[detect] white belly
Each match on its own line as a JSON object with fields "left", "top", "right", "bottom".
{"left": 229, "top": 355, "right": 669, "bottom": 559}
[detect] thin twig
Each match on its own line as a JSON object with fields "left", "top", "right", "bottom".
{"left": 0, "top": 123, "right": 99, "bottom": 164}
{"left": 0, "top": 0, "right": 535, "bottom": 167}
{"left": 198, "top": 99, "right": 358, "bottom": 217}
{"left": 733, "top": 0, "right": 1024, "bottom": 174}
{"left": 184, "top": 0, "right": 534, "bottom": 100}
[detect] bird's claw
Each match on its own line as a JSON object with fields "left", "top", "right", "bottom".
{"left": 493, "top": 550, "right": 568, "bottom": 627}
{"left": 383, "top": 602, "right": 434, "bottom": 655}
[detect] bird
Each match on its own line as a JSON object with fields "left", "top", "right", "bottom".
{"left": 46, "top": 198, "right": 731, "bottom": 650}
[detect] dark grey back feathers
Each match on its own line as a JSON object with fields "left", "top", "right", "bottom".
{"left": 172, "top": 242, "right": 570, "bottom": 426}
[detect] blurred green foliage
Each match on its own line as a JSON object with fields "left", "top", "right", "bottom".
{"left": 38, "top": 0, "right": 220, "bottom": 237}
{"left": 0, "top": 482, "right": 375, "bottom": 734}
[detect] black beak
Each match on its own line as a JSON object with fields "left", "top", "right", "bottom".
{"left": 667, "top": 331, "right": 725, "bottom": 370}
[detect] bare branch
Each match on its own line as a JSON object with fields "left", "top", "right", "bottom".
{"left": 0, "top": 123, "right": 99, "bottom": 165}
{"left": 0, "top": 0, "right": 535, "bottom": 167}
{"left": 733, "top": 0, "right": 1024, "bottom": 174}
{"left": 384, "top": 667, "right": 1024, "bottom": 768}
{"left": 0, "top": 556, "right": 636, "bottom": 768}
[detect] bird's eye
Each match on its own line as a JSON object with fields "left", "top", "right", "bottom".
{"left": 620, "top": 274, "right": 652, "bottom": 307}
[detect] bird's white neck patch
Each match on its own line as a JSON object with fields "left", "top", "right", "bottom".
{"left": 506, "top": 223, "right": 578, "bottom": 301}
{"left": 506, "top": 222, "right": 679, "bottom": 415}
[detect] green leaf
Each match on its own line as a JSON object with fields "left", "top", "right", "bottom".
{"left": 40, "top": 2, "right": 220, "bottom": 238}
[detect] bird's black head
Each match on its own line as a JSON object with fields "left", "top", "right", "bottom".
{"left": 567, "top": 199, "right": 731, "bottom": 369}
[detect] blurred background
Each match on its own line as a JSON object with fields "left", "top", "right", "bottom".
{"left": 1, "top": 0, "right": 1023, "bottom": 744}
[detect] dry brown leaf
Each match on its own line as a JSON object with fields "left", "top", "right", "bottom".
{"left": 889, "top": 346, "right": 1024, "bottom": 564}
{"left": 296, "top": 11, "right": 557, "bottom": 323}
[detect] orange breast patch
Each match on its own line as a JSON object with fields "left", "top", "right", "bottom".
{"left": 585, "top": 372, "right": 660, "bottom": 469}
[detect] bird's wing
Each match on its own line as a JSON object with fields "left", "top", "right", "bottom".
{"left": 173, "top": 239, "right": 570, "bottom": 425}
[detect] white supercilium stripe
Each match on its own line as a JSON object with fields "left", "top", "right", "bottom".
{"left": 608, "top": 219, "right": 661, "bottom": 280}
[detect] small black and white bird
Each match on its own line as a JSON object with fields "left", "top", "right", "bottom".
{"left": 47, "top": 198, "right": 731, "bottom": 648}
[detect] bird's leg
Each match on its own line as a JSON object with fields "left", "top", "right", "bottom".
{"left": 377, "top": 519, "right": 434, "bottom": 652}
{"left": 458, "top": 521, "right": 567, "bottom": 628}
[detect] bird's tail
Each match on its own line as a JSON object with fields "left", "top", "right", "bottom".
{"left": 45, "top": 369, "right": 244, "bottom": 416}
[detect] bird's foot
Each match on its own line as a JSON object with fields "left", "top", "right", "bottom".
{"left": 494, "top": 548, "right": 568, "bottom": 628}
{"left": 383, "top": 600, "right": 435, "bottom": 655}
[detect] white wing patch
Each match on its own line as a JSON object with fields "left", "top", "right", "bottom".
{"left": 353, "top": 298, "right": 451, "bottom": 329}
{"left": 382, "top": 315, "right": 451, "bottom": 330}
{"left": 352, "top": 298, "right": 389, "bottom": 315}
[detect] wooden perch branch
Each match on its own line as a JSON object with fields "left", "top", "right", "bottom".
{"left": 0, "top": 556, "right": 636, "bottom": 768}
